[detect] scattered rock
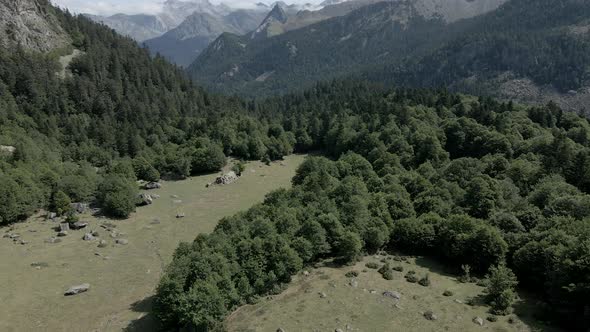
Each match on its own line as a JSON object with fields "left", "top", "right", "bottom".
{"left": 349, "top": 278, "right": 358, "bottom": 288}
{"left": 335, "top": 329, "right": 344, "bottom": 332}
{"left": 47, "top": 212, "right": 57, "bottom": 220}
{"left": 151, "top": 194, "right": 160, "bottom": 199}
{"left": 19, "top": 239, "right": 28, "bottom": 245}
{"left": 276, "top": 329, "right": 285, "bottom": 332}
{"left": 45, "top": 237, "right": 61, "bottom": 244}
{"left": 57, "top": 231, "right": 68, "bottom": 237}
{"left": 71, "top": 222, "right": 88, "bottom": 230}
{"left": 70, "top": 202, "right": 88, "bottom": 214}
{"left": 116, "top": 239, "right": 129, "bottom": 245}
{"left": 473, "top": 317, "right": 484, "bottom": 326}
{"left": 91, "top": 230, "right": 99, "bottom": 237}
{"left": 83, "top": 233, "right": 95, "bottom": 241}
{"left": 369, "top": 289, "right": 377, "bottom": 294}
{"left": 31, "top": 262, "right": 49, "bottom": 269}
{"left": 454, "top": 299, "right": 464, "bottom": 304}
{"left": 319, "top": 292, "right": 327, "bottom": 298}
{"left": 97, "top": 240, "right": 108, "bottom": 248}
{"left": 171, "top": 195, "right": 179, "bottom": 198}
{"left": 176, "top": 213, "right": 185, "bottom": 219}
{"left": 137, "top": 193, "right": 153, "bottom": 206}
{"left": 150, "top": 219, "right": 161, "bottom": 225}
{"left": 172, "top": 199, "right": 182, "bottom": 204}
{"left": 59, "top": 223, "right": 70, "bottom": 232}
{"left": 214, "top": 171, "right": 238, "bottom": 185}
{"left": 145, "top": 182, "right": 162, "bottom": 190}
{"left": 64, "top": 283, "right": 90, "bottom": 296}
{"left": 303, "top": 270, "right": 310, "bottom": 276}
{"left": 383, "top": 291, "right": 401, "bottom": 300}
{"left": 424, "top": 310, "right": 438, "bottom": 321}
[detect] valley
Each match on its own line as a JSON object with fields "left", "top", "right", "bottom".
{"left": 0, "top": 156, "right": 305, "bottom": 331}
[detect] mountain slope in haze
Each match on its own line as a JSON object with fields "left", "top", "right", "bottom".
{"left": 190, "top": 0, "right": 507, "bottom": 95}
{"left": 86, "top": 0, "right": 235, "bottom": 41}
{"left": 189, "top": 0, "right": 590, "bottom": 112}
{"left": 0, "top": 0, "right": 70, "bottom": 52}
{"left": 144, "top": 8, "right": 266, "bottom": 66}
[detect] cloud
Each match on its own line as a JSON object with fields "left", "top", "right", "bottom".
{"left": 51, "top": 0, "right": 163, "bottom": 16}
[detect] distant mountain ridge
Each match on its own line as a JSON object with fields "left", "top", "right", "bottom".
{"left": 188, "top": 0, "right": 590, "bottom": 112}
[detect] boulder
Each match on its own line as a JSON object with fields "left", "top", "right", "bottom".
{"left": 473, "top": 317, "right": 484, "bottom": 326}
{"left": 47, "top": 212, "right": 57, "bottom": 220}
{"left": 137, "top": 193, "right": 153, "bottom": 206}
{"left": 214, "top": 171, "right": 238, "bottom": 185}
{"left": 383, "top": 291, "right": 402, "bottom": 300}
{"left": 64, "top": 283, "right": 90, "bottom": 296}
{"left": 59, "top": 223, "right": 70, "bottom": 232}
{"left": 424, "top": 311, "right": 437, "bottom": 321}
{"left": 45, "top": 237, "right": 61, "bottom": 244}
{"left": 97, "top": 240, "right": 108, "bottom": 248}
{"left": 176, "top": 213, "right": 185, "bottom": 219}
{"left": 70, "top": 202, "right": 88, "bottom": 214}
{"left": 319, "top": 292, "right": 327, "bottom": 298}
{"left": 145, "top": 182, "right": 161, "bottom": 190}
{"left": 0, "top": 145, "right": 15, "bottom": 155}
{"left": 71, "top": 222, "right": 88, "bottom": 230}
{"left": 91, "top": 230, "right": 99, "bottom": 237}
{"left": 116, "top": 239, "right": 129, "bottom": 245}
{"left": 349, "top": 278, "right": 358, "bottom": 288}
{"left": 83, "top": 233, "right": 95, "bottom": 241}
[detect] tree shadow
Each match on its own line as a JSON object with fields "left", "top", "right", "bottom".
{"left": 123, "top": 295, "right": 160, "bottom": 332}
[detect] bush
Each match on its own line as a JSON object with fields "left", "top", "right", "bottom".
{"left": 486, "top": 264, "right": 518, "bottom": 315}
{"left": 97, "top": 174, "right": 137, "bottom": 218}
{"left": 345, "top": 270, "right": 359, "bottom": 278}
{"left": 378, "top": 262, "right": 391, "bottom": 274}
{"left": 381, "top": 270, "right": 394, "bottom": 280}
{"left": 232, "top": 161, "right": 246, "bottom": 176}
{"left": 405, "top": 274, "right": 419, "bottom": 283}
{"left": 365, "top": 262, "right": 379, "bottom": 269}
{"left": 51, "top": 190, "right": 71, "bottom": 216}
{"left": 393, "top": 265, "right": 404, "bottom": 272}
{"left": 487, "top": 315, "right": 498, "bottom": 322}
{"left": 418, "top": 274, "right": 431, "bottom": 287}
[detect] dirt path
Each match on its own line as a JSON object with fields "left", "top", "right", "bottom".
{"left": 0, "top": 156, "right": 305, "bottom": 332}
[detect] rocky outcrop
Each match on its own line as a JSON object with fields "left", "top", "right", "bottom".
{"left": 214, "top": 171, "right": 238, "bottom": 185}
{"left": 0, "top": 0, "right": 70, "bottom": 52}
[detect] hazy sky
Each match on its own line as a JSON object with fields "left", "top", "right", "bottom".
{"left": 51, "top": 0, "right": 317, "bottom": 15}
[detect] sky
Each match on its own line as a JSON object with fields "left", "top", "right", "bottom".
{"left": 51, "top": 0, "right": 320, "bottom": 16}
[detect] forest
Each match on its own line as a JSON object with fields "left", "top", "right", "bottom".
{"left": 0, "top": 2, "right": 589, "bottom": 332}
{"left": 155, "top": 82, "right": 590, "bottom": 331}
{"left": 0, "top": 2, "right": 294, "bottom": 223}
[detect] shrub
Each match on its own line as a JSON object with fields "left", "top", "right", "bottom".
{"left": 486, "top": 265, "right": 518, "bottom": 315}
{"left": 418, "top": 274, "right": 431, "bottom": 287}
{"left": 345, "top": 270, "right": 359, "bottom": 278}
{"left": 97, "top": 174, "right": 137, "bottom": 218}
{"left": 393, "top": 265, "right": 404, "bottom": 272}
{"left": 378, "top": 262, "right": 391, "bottom": 274}
{"left": 381, "top": 269, "right": 394, "bottom": 280}
{"left": 405, "top": 274, "right": 419, "bottom": 283}
{"left": 487, "top": 315, "right": 498, "bottom": 322}
{"left": 232, "top": 161, "right": 246, "bottom": 176}
{"left": 365, "top": 262, "right": 379, "bottom": 269}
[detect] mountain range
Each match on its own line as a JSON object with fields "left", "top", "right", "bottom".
{"left": 187, "top": 0, "right": 590, "bottom": 111}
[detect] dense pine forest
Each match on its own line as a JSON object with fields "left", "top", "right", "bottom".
{"left": 155, "top": 82, "right": 590, "bottom": 331}
{"left": 0, "top": 1, "right": 294, "bottom": 224}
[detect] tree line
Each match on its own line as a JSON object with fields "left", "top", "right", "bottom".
{"left": 155, "top": 81, "right": 590, "bottom": 331}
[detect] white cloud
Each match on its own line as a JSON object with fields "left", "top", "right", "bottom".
{"left": 51, "top": 0, "right": 163, "bottom": 16}
{"left": 52, "top": 0, "right": 324, "bottom": 16}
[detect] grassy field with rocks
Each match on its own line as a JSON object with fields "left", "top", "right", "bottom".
{"left": 0, "top": 155, "right": 305, "bottom": 332}
{"left": 226, "top": 255, "right": 559, "bottom": 332}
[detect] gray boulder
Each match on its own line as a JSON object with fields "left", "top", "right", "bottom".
{"left": 424, "top": 311, "right": 437, "bottom": 321}
{"left": 176, "top": 213, "right": 185, "bottom": 219}
{"left": 70, "top": 202, "right": 88, "bottom": 214}
{"left": 71, "top": 222, "right": 88, "bottom": 230}
{"left": 383, "top": 291, "right": 401, "bottom": 300}
{"left": 83, "top": 233, "right": 95, "bottom": 241}
{"left": 145, "top": 182, "right": 161, "bottom": 189}
{"left": 137, "top": 193, "right": 153, "bottom": 206}
{"left": 214, "top": 171, "right": 238, "bottom": 185}
{"left": 97, "top": 240, "right": 108, "bottom": 248}
{"left": 47, "top": 212, "right": 57, "bottom": 220}
{"left": 64, "top": 283, "right": 90, "bottom": 296}
{"left": 59, "top": 223, "right": 70, "bottom": 232}
{"left": 473, "top": 317, "right": 484, "bottom": 326}
{"left": 116, "top": 239, "right": 129, "bottom": 245}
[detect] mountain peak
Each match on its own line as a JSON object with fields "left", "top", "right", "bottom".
{"left": 265, "top": 3, "right": 288, "bottom": 24}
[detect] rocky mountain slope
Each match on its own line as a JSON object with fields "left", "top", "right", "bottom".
{"left": 0, "top": 0, "right": 70, "bottom": 52}
{"left": 144, "top": 8, "right": 267, "bottom": 66}
{"left": 188, "top": 0, "right": 590, "bottom": 112}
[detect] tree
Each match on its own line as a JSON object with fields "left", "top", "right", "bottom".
{"left": 51, "top": 190, "right": 71, "bottom": 216}
{"left": 336, "top": 231, "right": 363, "bottom": 263}
{"left": 486, "top": 264, "right": 518, "bottom": 315}
{"left": 97, "top": 174, "right": 137, "bottom": 218}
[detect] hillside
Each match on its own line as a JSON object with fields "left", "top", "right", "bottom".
{"left": 0, "top": 0, "right": 70, "bottom": 52}
{"left": 144, "top": 9, "right": 266, "bottom": 67}
{"left": 188, "top": 0, "right": 590, "bottom": 111}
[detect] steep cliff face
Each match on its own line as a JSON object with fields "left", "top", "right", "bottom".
{"left": 0, "top": 0, "right": 70, "bottom": 52}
